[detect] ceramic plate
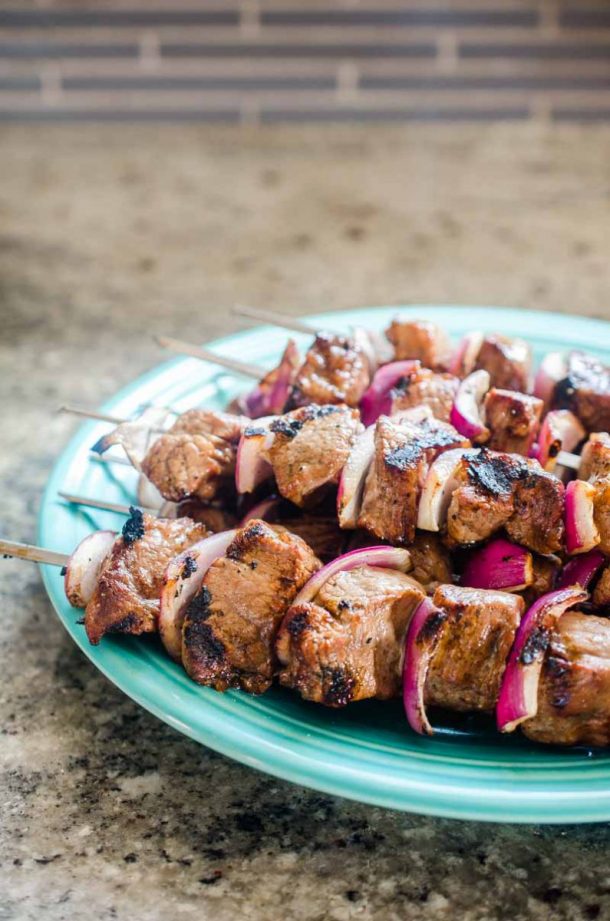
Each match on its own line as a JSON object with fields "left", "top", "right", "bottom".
{"left": 38, "top": 306, "right": 610, "bottom": 823}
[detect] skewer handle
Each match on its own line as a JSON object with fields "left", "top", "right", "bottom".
{"left": 59, "top": 404, "right": 126, "bottom": 425}
{"left": 232, "top": 304, "right": 318, "bottom": 336}
{"left": 58, "top": 492, "right": 156, "bottom": 516}
{"left": 0, "top": 538, "right": 69, "bottom": 567}
{"left": 155, "top": 335, "right": 264, "bottom": 379}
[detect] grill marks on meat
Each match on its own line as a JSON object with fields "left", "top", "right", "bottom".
{"left": 446, "top": 448, "right": 564, "bottom": 554}
{"left": 523, "top": 612, "right": 610, "bottom": 747}
{"left": 358, "top": 416, "right": 469, "bottom": 545}
{"left": 474, "top": 334, "right": 531, "bottom": 392}
{"left": 390, "top": 367, "right": 459, "bottom": 422}
{"left": 268, "top": 404, "right": 363, "bottom": 508}
{"left": 85, "top": 514, "right": 209, "bottom": 644}
{"left": 286, "top": 333, "right": 370, "bottom": 409}
{"left": 141, "top": 410, "right": 245, "bottom": 503}
{"left": 276, "top": 566, "right": 424, "bottom": 705}
{"left": 552, "top": 351, "right": 610, "bottom": 433}
{"left": 426, "top": 585, "right": 524, "bottom": 712}
{"left": 182, "top": 520, "right": 320, "bottom": 693}
{"left": 484, "top": 388, "right": 543, "bottom": 455}
{"left": 385, "top": 319, "right": 451, "bottom": 370}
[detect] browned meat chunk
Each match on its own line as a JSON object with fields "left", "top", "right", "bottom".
{"left": 445, "top": 448, "right": 564, "bottom": 554}
{"left": 523, "top": 612, "right": 610, "bottom": 747}
{"left": 390, "top": 367, "right": 459, "bottom": 422}
{"left": 474, "top": 334, "right": 531, "bottom": 392}
{"left": 268, "top": 404, "right": 363, "bottom": 508}
{"left": 182, "top": 520, "right": 319, "bottom": 693}
{"left": 385, "top": 318, "right": 451, "bottom": 370}
{"left": 522, "top": 555, "right": 561, "bottom": 606}
{"left": 287, "top": 333, "right": 370, "bottom": 409}
{"left": 358, "top": 416, "right": 469, "bottom": 545}
{"left": 142, "top": 410, "right": 244, "bottom": 503}
{"left": 174, "top": 501, "right": 238, "bottom": 533}
{"left": 579, "top": 432, "right": 610, "bottom": 482}
{"left": 277, "top": 516, "right": 347, "bottom": 564}
{"left": 277, "top": 566, "right": 424, "bottom": 705}
{"left": 552, "top": 351, "right": 610, "bottom": 433}
{"left": 426, "top": 585, "right": 524, "bottom": 712}
{"left": 593, "top": 566, "right": 610, "bottom": 607}
{"left": 408, "top": 533, "right": 453, "bottom": 591}
{"left": 484, "top": 388, "right": 543, "bottom": 455}
{"left": 85, "top": 512, "right": 209, "bottom": 645}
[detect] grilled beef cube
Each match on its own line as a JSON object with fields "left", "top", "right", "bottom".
{"left": 385, "top": 318, "right": 451, "bottom": 370}
{"left": 276, "top": 566, "right": 424, "bottom": 705}
{"left": 552, "top": 351, "right": 610, "bottom": 433}
{"left": 268, "top": 404, "right": 363, "bottom": 508}
{"left": 484, "top": 388, "right": 543, "bottom": 455}
{"left": 522, "top": 612, "right": 610, "bottom": 747}
{"left": 358, "top": 416, "right": 469, "bottom": 545}
{"left": 474, "top": 334, "right": 531, "bottom": 392}
{"left": 390, "top": 367, "right": 459, "bottom": 423}
{"left": 85, "top": 513, "right": 209, "bottom": 645}
{"left": 287, "top": 333, "right": 370, "bottom": 409}
{"left": 579, "top": 432, "right": 610, "bottom": 481}
{"left": 593, "top": 566, "right": 610, "bottom": 607}
{"left": 522, "top": 554, "right": 561, "bottom": 606}
{"left": 446, "top": 449, "right": 564, "bottom": 554}
{"left": 277, "top": 516, "right": 347, "bottom": 564}
{"left": 409, "top": 533, "right": 453, "bottom": 591}
{"left": 142, "top": 410, "right": 244, "bottom": 503}
{"left": 426, "top": 585, "right": 524, "bottom": 712}
{"left": 182, "top": 520, "right": 320, "bottom": 694}
{"left": 173, "top": 500, "right": 238, "bottom": 533}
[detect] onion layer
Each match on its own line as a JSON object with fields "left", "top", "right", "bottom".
{"left": 533, "top": 352, "right": 567, "bottom": 405}
{"left": 449, "top": 331, "right": 483, "bottom": 377}
{"left": 64, "top": 530, "right": 116, "bottom": 609}
{"left": 235, "top": 420, "right": 276, "bottom": 494}
{"left": 450, "top": 370, "right": 490, "bottom": 443}
{"left": 532, "top": 409, "right": 585, "bottom": 471}
{"left": 159, "top": 529, "right": 237, "bottom": 660}
{"left": 294, "top": 546, "right": 412, "bottom": 606}
{"left": 462, "top": 538, "right": 533, "bottom": 592}
{"left": 240, "top": 496, "right": 282, "bottom": 525}
{"left": 337, "top": 426, "right": 376, "bottom": 528}
{"left": 243, "top": 340, "right": 300, "bottom": 418}
{"left": 417, "top": 448, "right": 469, "bottom": 532}
{"left": 557, "top": 549, "right": 605, "bottom": 590}
{"left": 496, "top": 586, "right": 587, "bottom": 733}
{"left": 402, "top": 597, "right": 447, "bottom": 736}
{"left": 565, "top": 479, "right": 600, "bottom": 555}
{"left": 359, "top": 360, "right": 420, "bottom": 426}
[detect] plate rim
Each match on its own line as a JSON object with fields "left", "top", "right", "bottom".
{"left": 38, "top": 304, "right": 610, "bottom": 823}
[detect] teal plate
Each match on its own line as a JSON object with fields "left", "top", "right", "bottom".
{"left": 38, "top": 306, "right": 610, "bottom": 823}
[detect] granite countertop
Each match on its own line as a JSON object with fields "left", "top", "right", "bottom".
{"left": 1, "top": 124, "right": 610, "bottom": 921}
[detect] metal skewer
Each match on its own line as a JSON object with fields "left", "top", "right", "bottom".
{"left": 155, "top": 335, "right": 264, "bottom": 379}
{"left": 0, "top": 538, "right": 68, "bottom": 567}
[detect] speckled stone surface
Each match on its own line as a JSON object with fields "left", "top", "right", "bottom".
{"left": 1, "top": 124, "right": 610, "bottom": 921}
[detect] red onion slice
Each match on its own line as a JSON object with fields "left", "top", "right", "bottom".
{"left": 243, "top": 340, "right": 300, "bottom": 418}
{"left": 450, "top": 370, "right": 490, "bottom": 442}
{"left": 402, "top": 597, "right": 447, "bottom": 736}
{"left": 337, "top": 426, "right": 376, "bottom": 528}
{"left": 532, "top": 410, "right": 585, "bottom": 471}
{"left": 533, "top": 352, "right": 567, "bottom": 405}
{"left": 496, "top": 586, "right": 588, "bottom": 733}
{"left": 240, "top": 496, "right": 282, "bottom": 525}
{"left": 557, "top": 549, "right": 605, "bottom": 590}
{"left": 417, "top": 447, "right": 469, "bottom": 532}
{"left": 565, "top": 479, "right": 600, "bottom": 555}
{"left": 159, "top": 529, "right": 237, "bottom": 660}
{"left": 461, "top": 538, "right": 533, "bottom": 592}
{"left": 359, "top": 360, "right": 420, "bottom": 426}
{"left": 137, "top": 474, "right": 165, "bottom": 511}
{"left": 294, "top": 545, "right": 412, "bottom": 606}
{"left": 449, "top": 331, "right": 484, "bottom": 377}
{"left": 235, "top": 420, "right": 276, "bottom": 494}
{"left": 91, "top": 406, "right": 172, "bottom": 470}
{"left": 64, "top": 530, "right": 116, "bottom": 609}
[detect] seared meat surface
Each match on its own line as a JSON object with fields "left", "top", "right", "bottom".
{"left": 408, "top": 533, "right": 453, "bottom": 591}
{"left": 580, "top": 434, "right": 610, "bottom": 555}
{"left": 426, "top": 585, "right": 524, "bottom": 712}
{"left": 523, "top": 612, "right": 610, "bottom": 747}
{"left": 287, "top": 333, "right": 370, "bottom": 409}
{"left": 142, "top": 410, "right": 245, "bottom": 503}
{"left": 484, "top": 388, "right": 543, "bottom": 455}
{"left": 474, "top": 334, "right": 531, "bottom": 392}
{"left": 268, "top": 404, "right": 363, "bottom": 508}
{"left": 552, "top": 351, "right": 610, "bottom": 433}
{"left": 173, "top": 500, "right": 238, "bottom": 533}
{"left": 390, "top": 367, "right": 459, "bottom": 422}
{"left": 277, "top": 565, "right": 424, "bottom": 705}
{"left": 358, "top": 415, "right": 469, "bottom": 545}
{"left": 182, "top": 520, "right": 320, "bottom": 693}
{"left": 446, "top": 448, "right": 564, "bottom": 554}
{"left": 85, "top": 512, "right": 209, "bottom": 644}
{"left": 593, "top": 566, "right": 610, "bottom": 607}
{"left": 385, "top": 319, "right": 451, "bottom": 370}
{"left": 522, "top": 554, "right": 560, "bottom": 606}
{"left": 278, "top": 515, "right": 347, "bottom": 564}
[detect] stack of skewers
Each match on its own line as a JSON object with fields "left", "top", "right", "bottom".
{"left": 4, "top": 305, "right": 610, "bottom": 749}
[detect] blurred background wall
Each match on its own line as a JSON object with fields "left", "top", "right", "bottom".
{"left": 1, "top": 0, "right": 609, "bottom": 124}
